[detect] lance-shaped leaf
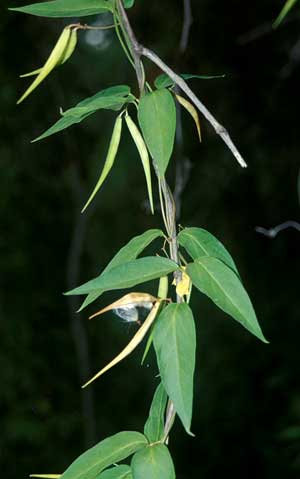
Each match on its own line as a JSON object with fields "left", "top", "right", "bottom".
{"left": 66, "top": 256, "right": 178, "bottom": 296}
{"left": 153, "top": 303, "right": 196, "bottom": 434}
{"left": 186, "top": 257, "right": 268, "bottom": 343}
{"left": 274, "top": 0, "right": 298, "bottom": 28}
{"left": 154, "top": 72, "right": 225, "bottom": 89}
{"left": 21, "top": 27, "right": 78, "bottom": 78}
{"left": 78, "top": 229, "right": 165, "bottom": 311}
{"left": 10, "top": 0, "right": 114, "bottom": 17}
{"left": 83, "top": 301, "right": 162, "bottom": 387}
{"left": 81, "top": 115, "right": 122, "bottom": 212}
{"left": 175, "top": 94, "right": 202, "bottom": 142}
{"left": 32, "top": 85, "right": 131, "bottom": 142}
{"left": 17, "top": 26, "right": 72, "bottom": 104}
{"left": 125, "top": 114, "right": 154, "bottom": 214}
{"left": 131, "top": 444, "right": 175, "bottom": 479}
{"left": 89, "top": 292, "right": 157, "bottom": 319}
{"left": 144, "top": 383, "right": 168, "bottom": 443}
{"left": 178, "top": 227, "right": 239, "bottom": 275}
{"left": 97, "top": 465, "right": 132, "bottom": 479}
{"left": 138, "top": 89, "right": 176, "bottom": 177}
{"left": 60, "top": 431, "right": 147, "bottom": 479}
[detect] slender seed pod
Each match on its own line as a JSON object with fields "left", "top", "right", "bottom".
{"left": 125, "top": 113, "right": 154, "bottom": 214}
{"left": 141, "top": 275, "right": 169, "bottom": 365}
{"left": 20, "top": 28, "right": 78, "bottom": 79}
{"left": 175, "top": 94, "right": 202, "bottom": 143}
{"left": 59, "top": 27, "right": 78, "bottom": 65}
{"left": 17, "top": 26, "right": 72, "bottom": 104}
{"left": 82, "top": 300, "right": 162, "bottom": 388}
{"left": 81, "top": 115, "right": 123, "bottom": 213}
{"left": 89, "top": 292, "right": 157, "bottom": 320}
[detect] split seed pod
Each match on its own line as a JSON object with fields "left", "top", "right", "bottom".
{"left": 125, "top": 113, "right": 154, "bottom": 214}
{"left": 89, "top": 292, "right": 158, "bottom": 320}
{"left": 81, "top": 114, "right": 123, "bottom": 213}
{"left": 18, "top": 26, "right": 76, "bottom": 104}
{"left": 82, "top": 300, "right": 162, "bottom": 388}
{"left": 175, "top": 94, "right": 202, "bottom": 142}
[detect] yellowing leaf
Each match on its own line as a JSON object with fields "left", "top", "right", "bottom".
{"left": 82, "top": 300, "right": 162, "bottom": 388}
{"left": 125, "top": 114, "right": 154, "bottom": 214}
{"left": 81, "top": 115, "right": 123, "bottom": 213}
{"left": 17, "top": 26, "right": 72, "bottom": 104}
{"left": 176, "top": 94, "right": 202, "bottom": 142}
{"left": 89, "top": 292, "right": 157, "bottom": 319}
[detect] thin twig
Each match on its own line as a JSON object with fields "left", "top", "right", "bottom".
{"left": 256, "top": 221, "right": 300, "bottom": 238}
{"left": 180, "top": 0, "right": 193, "bottom": 53}
{"left": 140, "top": 46, "right": 247, "bottom": 168}
{"left": 174, "top": 0, "right": 193, "bottom": 218}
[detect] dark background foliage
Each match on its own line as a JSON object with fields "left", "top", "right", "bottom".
{"left": 1, "top": 0, "right": 299, "bottom": 478}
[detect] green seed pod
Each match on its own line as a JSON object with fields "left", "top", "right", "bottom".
{"left": 125, "top": 113, "right": 154, "bottom": 214}
{"left": 17, "top": 26, "right": 72, "bottom": 104}
{"left": 81, "top": 115, "right": 123, "bottom": 213}
{"left": 20, "top": 27, "right": 78, "bottom": 79}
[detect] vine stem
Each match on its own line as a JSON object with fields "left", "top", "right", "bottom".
{"left": 117, "top": 0, "right": 182, "bottom": 441}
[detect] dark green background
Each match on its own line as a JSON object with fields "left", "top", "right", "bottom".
{"left": 1, "top": 1, "right": 299, "bottom": 477}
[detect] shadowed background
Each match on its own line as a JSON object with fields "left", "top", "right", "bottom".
{"left": 1, "top": 0, "right": 300, "bottom": 478}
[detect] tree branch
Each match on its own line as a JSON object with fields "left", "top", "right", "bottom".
{"left": 256, "top": 221, "right": 300, "bottom": 238}
{"left": 117, "top": 1, "right": 246, "bottom": 168}
{"left": 140, "top": 47, "right": 247, "bottom": 168}
{"left": 180, "top": 0, "right": 193, "bottom": 53}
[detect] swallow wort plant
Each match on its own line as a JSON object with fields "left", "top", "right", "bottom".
{"left": 11, "top": 1, "right": 268, "bottom": 478}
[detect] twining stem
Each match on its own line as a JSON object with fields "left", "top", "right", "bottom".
{"left": 117, "top": 0, "right": 181, "bottom": 442}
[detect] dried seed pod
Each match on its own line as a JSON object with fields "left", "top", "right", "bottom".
{"left": 89, "top": 292, "right": 157, "bottom": 320}
{"left": 175, "top": 94, "right": 202, "bottom": 142}
{"left": 82, "top": 300, "right": 162, "bottom": 388}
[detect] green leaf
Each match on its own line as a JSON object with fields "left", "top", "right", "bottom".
{"left": 144, "top": 383, "right": 168, "bottom": 443}
{"left": 178, "top": 227, "right": 239, "bottom": 275}
{"left": 154, "top": 73, "right": 225, "bottom": 89}
{"left": 97, "top": 465, "right": 132, "bottom": 479}
{"left": 138, "top": 89, "right": 176, "bottom": 177}
{"left": 61, "top": 431, "right": 147, "bottom": 479}
{"left": 131, "top": 444, "right": 175, "bottom": 479}
{"left": 186, "top": 257, "right": 268, "bottom": 343}
{"left": 66, "top": 256, "right": 178, "bottom": 296}
{"left": 78, "top": 229, "right": 165, "bottom": 311}
{"left": 124, "top": 0, "right": 135, "bottom": 7}
{"left": 153, "top": 303, "right": 196, "bottom": 434}
{"left": 32, "top": 86, "right": 132, "bottom": 142}
{"left": 274, "top": 0, "right": 298, "bottom": 28}
{"left": 81, "top": 115, "right": 122, "bottom": 212}
{"left": 10, "top": 0, "right": 114, "bottom": 17}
